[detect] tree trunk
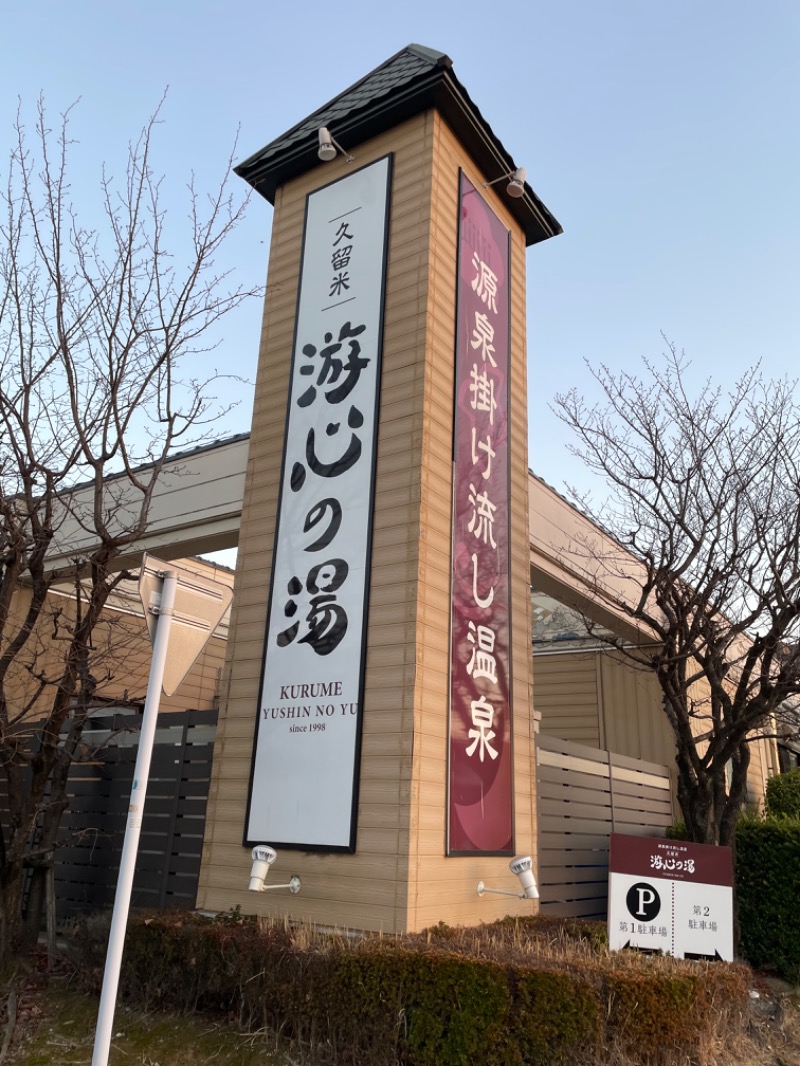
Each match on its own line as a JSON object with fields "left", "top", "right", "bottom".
{"left": 675, "top": 741, "right": 751, "bottom": 847}
{"left": 0, "top": 862, "right": 26, "bottom": 969}
{"left": 22, "top": 867, "right": 46, "bottom": 953}
{"left": 676, "top": 751, "right": 718, "bottom": 844}
{"left": 1, "top": 755, "right": 70, "bottom": 964}
{"left": 22, "top": 791, "right": 70, "bottom": 952}
{"left": 718, "top": 741, "right": 750, "bottom": 848}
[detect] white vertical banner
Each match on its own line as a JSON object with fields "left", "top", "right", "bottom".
{"left": 246, "top": 156, "right": 392, "bottom": 851}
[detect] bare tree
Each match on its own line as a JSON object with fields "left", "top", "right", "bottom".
{"left": 553, "top": 344, "right": 800, "bottom": 847}
{"left": 0, "top": 98, "right": 257, "bottom": 963}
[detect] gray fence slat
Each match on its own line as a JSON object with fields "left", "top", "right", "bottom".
{"left": 538, "top": 796, "right": 614, "bottom": 822}
{"left": 540, "top": 879, "right": 609, "bottom": 899}
{"left": 538, "top": 830, "right": 610, "bottom": 851}
{"left": 608, "top": 749, "right": 675, "bottom": 777}
{"left": 48, "top": 707, "right": 218, "bottom": 921}
{"left": 539, "top": 899, "right": 606, "bottom": 919}
{"left": 538, "top": 847, "right": 609, "bottom": 868}
{"left": 536, "top": 764, "right": 613, "bottom": 795}
{"left": 539, "top": 813, "right": 615, "bottom": 835}
{"left": 536, "top": 734, "right": 673, "bottom": 920}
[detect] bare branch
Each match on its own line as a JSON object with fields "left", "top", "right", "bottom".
{"left": 552, "top": 341, "right": 800, "bottom": 844}
{"left": 0, "top": 95, "right": 259, "bottom": 963}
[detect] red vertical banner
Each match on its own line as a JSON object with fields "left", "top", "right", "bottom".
{"left": 447, "top": 172, "right": 513, "bottom": 855}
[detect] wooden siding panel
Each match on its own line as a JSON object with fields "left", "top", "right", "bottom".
{"left": 200, "top": 107, "right": 538, "bottom": 934}
{"left": 401, "top": 112, "right": 537, "bottom": 930}
{"left": 199, "top": 114, "right": 435, "bottom": 931}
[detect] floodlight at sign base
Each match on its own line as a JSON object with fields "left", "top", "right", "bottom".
{"left": 248, "top": 844, "right": 301, "bottom": 894}
{"left": 509, "top": 855, "right": 539, "bottom": 899}
{"left": 477, "top": 855, "right": 539, "bottom": 900}
{"left": 248, "top": 844, "right": 276, "bottom": 892}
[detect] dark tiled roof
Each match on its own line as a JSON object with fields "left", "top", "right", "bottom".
{"left": 238, "top": 45, "right": 448, "bottom": 173}
{"left": 235, "top": 44, "right": 561, "bottom": 247}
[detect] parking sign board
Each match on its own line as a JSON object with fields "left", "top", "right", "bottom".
{"left": 608, "top": 833, "right": 734, "bottom": 961}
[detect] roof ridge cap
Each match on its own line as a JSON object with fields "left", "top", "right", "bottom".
{"left": 405, "top": 43, "right": 452, "bottom": 67}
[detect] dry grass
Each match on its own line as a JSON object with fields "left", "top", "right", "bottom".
{"left": 0, "top": 978, "right": 289, "bottom": 1065}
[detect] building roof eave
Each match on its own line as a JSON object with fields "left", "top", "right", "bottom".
{"left": 234, "top": 44, "right": 562, "bottom": 248}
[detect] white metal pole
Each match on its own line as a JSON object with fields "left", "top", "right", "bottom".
{"left": 91, "top": 570, "right": 178, "bottom": 1066}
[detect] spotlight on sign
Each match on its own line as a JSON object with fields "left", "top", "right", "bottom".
{"left": 317, "top": 127, "right": 354, "bottom": 164}
{"left": 505, "top": 167, "right": 527, "bottom": 198}
{"left": 482, "top": 166, "right": 527, "bottom": 199}
{"left": 248, "top": 845, "right": 301, "bottom": 894}
{"left": 509, "top": 855, "right": 539, "bottom": 899}
{"left": 477, "top": 855, "right": 538, "bottom": 900}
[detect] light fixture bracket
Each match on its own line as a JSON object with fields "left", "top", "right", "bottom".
{"left": 477, "top": 880, "right": 526, "bottom": 899}
{"left": 258, "top": 875, "right": 302, "bottom": 894}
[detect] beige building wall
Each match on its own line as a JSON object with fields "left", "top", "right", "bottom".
{"left": 197, "top": 110, "right": 537, "bottom": 932}
{"left": 532, "top": 652, "right": 601, "bottom": 748}
{"left": 533, "top": 648, "right": 601, "bottom": 750}
{"left": 534, "top": 642, "right": 776, "bottom": 818}
{"left": 598, "top": 652, "right": 675, "bottom": 768}
{"left": 3, "top": 558, "right": 231, "bottom": 721}
{"left": 533, "top": 648, "right": 675, "bottom": 769}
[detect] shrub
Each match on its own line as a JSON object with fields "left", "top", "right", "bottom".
{"left": 508, "top": 966, "right": 601, "bottom": 1064}
{"left": 402, "top": 952, "right": 510, "bottom": 1066}
{"left": 67, "top": 911, "right": 750, "bottom": 1065}
{"left": 605, "top": 971, "right": 700, "bottom": 1065}
{"left": 736, "top": 816, "right": 800, "bottom": 983}
{"left": 664, "top": 821, "right": 688, "bottom": 840}
{"left": 765, "top": 768, "right": 800, "bottom": 818}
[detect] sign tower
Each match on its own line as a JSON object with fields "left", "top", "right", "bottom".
{"left": 197, "top": 44, "right": 561, "bottom": 931}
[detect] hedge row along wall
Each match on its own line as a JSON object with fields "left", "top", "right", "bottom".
{"left": 736, "top": 816, "right": 800, "bottom": 983}
{"left": 72, "top": 913, "right": 749, "bottom": 1066}
{"left": 765, "top": 769, "right": 800, "bottom": 818}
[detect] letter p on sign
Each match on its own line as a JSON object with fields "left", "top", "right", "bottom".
{"left": 626, "top": 882, "right": 661, "bottom": 922}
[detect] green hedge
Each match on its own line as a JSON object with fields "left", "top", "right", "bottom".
{"left": 69, "top": 912, "right": 749, "bottom": 1066}
{"left": 736, "top": 816, "right": 800, "bottom": 983}
{"left": 765, "top": 768, "right": 800, "bottom": 818}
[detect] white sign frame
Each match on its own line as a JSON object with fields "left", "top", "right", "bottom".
{"left": 246, "top": 156, "right": 392, "bottom": 852}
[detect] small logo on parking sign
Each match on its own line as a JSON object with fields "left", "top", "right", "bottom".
{"left": 626, "top": 882, "right": 661, "bottom": 921}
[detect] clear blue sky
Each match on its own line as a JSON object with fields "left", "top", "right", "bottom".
{"left": 3, "top": 1, "right": 798, "bottom": 501}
